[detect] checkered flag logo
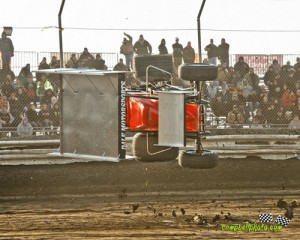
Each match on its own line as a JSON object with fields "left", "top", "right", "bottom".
{"left": 275, "top": 215, "right": 291, "bottom": 227}
{"left": 259, "top": 213, "right": 273, "bottom": 223}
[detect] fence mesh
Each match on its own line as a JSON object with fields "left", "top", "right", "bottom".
{"left": 0, "top": 50, "right": 300, "bottom": 139}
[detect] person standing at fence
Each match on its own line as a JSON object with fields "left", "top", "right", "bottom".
{"left": 120, "top": 33, "right": 134, "bottom": 70}
{"left": 183, "top": 41, "right": 195, "bottom": 64}
{"left": 172, "top": 37, "right": 183, "bottom": 69}
{"left": 218, "top": 38, "right": 230, "bottom": 67}
{"left": 158, "top": 39, "right": 168, "bottom": 55}
{"left": 204, "top": 39, "right": 218, "bottom": 65}
{"left": 133, "top": 35, "right": 152, "bottom": 55}
{"left": 0, "top": 32, "right": 14, "bottom": 67}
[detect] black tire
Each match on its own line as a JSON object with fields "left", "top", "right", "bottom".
{"left": 178, "top": 150, "right": 218, "bottom": 169}
{"left": 178, "top": 63, "right": 218, "bottom": 82}
{"left": 133, "top": 54, "right": 173, "bottom": 81}
{"left": 132, "top": 133, "right": 179, "bottom": 162}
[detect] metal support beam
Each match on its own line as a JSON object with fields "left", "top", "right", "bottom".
{"left": 197, "top": 0, "right": 206, "bottom": 63}
{"left": 58, "top": 0, "right": 65, "bottom": 68}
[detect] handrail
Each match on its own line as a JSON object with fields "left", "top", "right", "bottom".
{"left": 145, "top": 65, "right": 173, "bottom": 92}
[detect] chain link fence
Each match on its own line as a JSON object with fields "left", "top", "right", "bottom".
{"left": 0, "top": 51, "right": 300, "bottom": 140}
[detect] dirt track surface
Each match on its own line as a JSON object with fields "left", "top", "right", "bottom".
{"left": 0, "top": 157, "right": 299, "bottom": 239}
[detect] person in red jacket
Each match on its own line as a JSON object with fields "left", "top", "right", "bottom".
{"left": 281, "top": 88, "right": 297, "bottom": 110}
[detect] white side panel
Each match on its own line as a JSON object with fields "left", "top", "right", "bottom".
{"left": 158, "top": 92, "right": 185, "bottom": 147}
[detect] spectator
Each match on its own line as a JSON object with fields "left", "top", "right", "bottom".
{"left": 92, "top": 54, "right": 107, "bottom": 70}
{"left": 282, "top": 60, "right": 293, "bottom": 70}
{"left": 25, "top": 84, "right": 37, "bottom": 103}
{"left": 1, "top": 77, "right": 15, "bottom": 99}
{"left": 9, "top": 92, "right": 22, "bottom": 120}
{"left": 49, "top": 56, "right": 60, "bottom": 86}
{"left": 237, "top": 78, "right": 253, "bottom": 99}
{"left": 133, "top": 35, "right": 152, "bottom": 55}
{"left": 273, "top": 110, "right": 288, "bottom": 127}
{"left": 24, "top": 74, "right": 36, "bottom": 90}
{"left": 183, "top": 41, "right": 195, "bottom": 64}
{"left": 254, "top": 108, "right": 267, "bottom": 125}
{"left": 79, "top": 48, "right": 94, "bottom": 62}
{"left": 271, "top": 59, "right": 281, "bottom": 74}
{"left": 247, "top": 89, "right": 262, "bottom": 115}
{"left": 217, "top": 64, "right": 228, "bottom": 83}
{"left": 172, "top": 37, "right": 183, "bottom": 68}
{"left": 16, "top": 88, "right": 29, "bottom": 110}
{"left": 244, "top": 67, "right": 259, "bottom": 90}
{"left": 234, "top": 56, "right": 250, "bottom": 77}
{"left": 205, "top": 81, "right": 218, "bottom": 101}
{"left": 65, "top": 54, "right": 78, "bottom": 68}
{"left": 204, "top": 39, "right": 218, "bottom": 65}
{"left": 281, "top": 88, "right": 297, "bottom": 110}
{"left": 225, "top": 66, "right": 235, "bottom": 86}
{"left": 158, "top": 38, "right": 168, "bottom": 55}
{"left": 26, "top": 103, "right": 39, "bottom": 129}
{"left": 36, "top": 57, "right": 50, "bottom": 81}
{"left": 38, "top": 103, "right": 52, "bottom": 130}
{"left": 265, "top": 103, "right": 278, "bottom": 124}
{"left": 288, "top": 114, "right": 300, "bottom": 129}
{"left": 264, "top": 66, "right": 277, "bottom": 88}
{"left": 294, "top": 57, "right": 300, "bottom": 70}
{"left": 227, "top": 104, "right": 245, "bottom": 125}
{"left": 18, "top": 63, "right": 31, "bottom": 86}
{"left": 0, "top": 64, "right": 15, "bottom": 84}
{"left": 285, "top": 68, "right": 297, "bottom": 91}
{"left": 120, "top": 32, "right": 134, "bottom": 70}
{"left": 50, "top": 96, "right": 58, "bottom": 110}
{"left": 51, "top": 103, "right": 61, "bottom": 129}
{"left": 0, "top": 31, "right": 14, "bottom": 66}
{"left": 113, "top": 59, "right": 128, "bottom": 71}
{"left": 17, "top": 117, "right": 33, "bottom": 137}
{"left": 218, "top": 38, "right": 230, "bottom": 67}
{"left": 0, "top": 95, "right": 10, "bottom": 113}
{"left": 211, "top": 93, "right": 230, "bottom": 118}
{"left": 0, "top": 104, "right": 14, "bottom": 135}
{"left": 38, "top": 57, "right": 50, "bottom": 70}
{"left": 37, "top": 74, "right": 53, "bottom": 92}
{"left": 250, "top": 116, "right": 264, "bottom": 129}
{"left": 41, "top": 89, "right": 55, "bottom": 107}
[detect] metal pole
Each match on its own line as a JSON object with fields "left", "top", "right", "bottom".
{"left": 58, "top": 0, "right": 65, "bottom": 68}
{"left": 197, "top": 0, "right": 206, "bottom": 63}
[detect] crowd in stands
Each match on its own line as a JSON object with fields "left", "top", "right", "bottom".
{"left": 1, "top": 31, "right": 300, "bottom": 137}
{"left": 209, "top": 56, "right": 300, "bottom": 129}
{"left": 0, "top": 60, "right": 61, "bottom": 137}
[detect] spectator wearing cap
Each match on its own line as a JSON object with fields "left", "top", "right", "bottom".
{"left": 158, "top": 39, "right": 168, "bottom": 55}
{"left": 120, "top": 33, "right": 134, "bottom": 70}
{"left": 183, "top": 41, "right": 195, "bottom": 64}
{"left": 172, "top": 37, "right": 183, "bottom": 69}
{"left": 204, "top": 39, "right": 218, "bottom": 65}
{"left": 133, "top": 35, "right": 152, "bottom": 55}
{"left": 218, "top": 38, "right": 230, "bottom": 67}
